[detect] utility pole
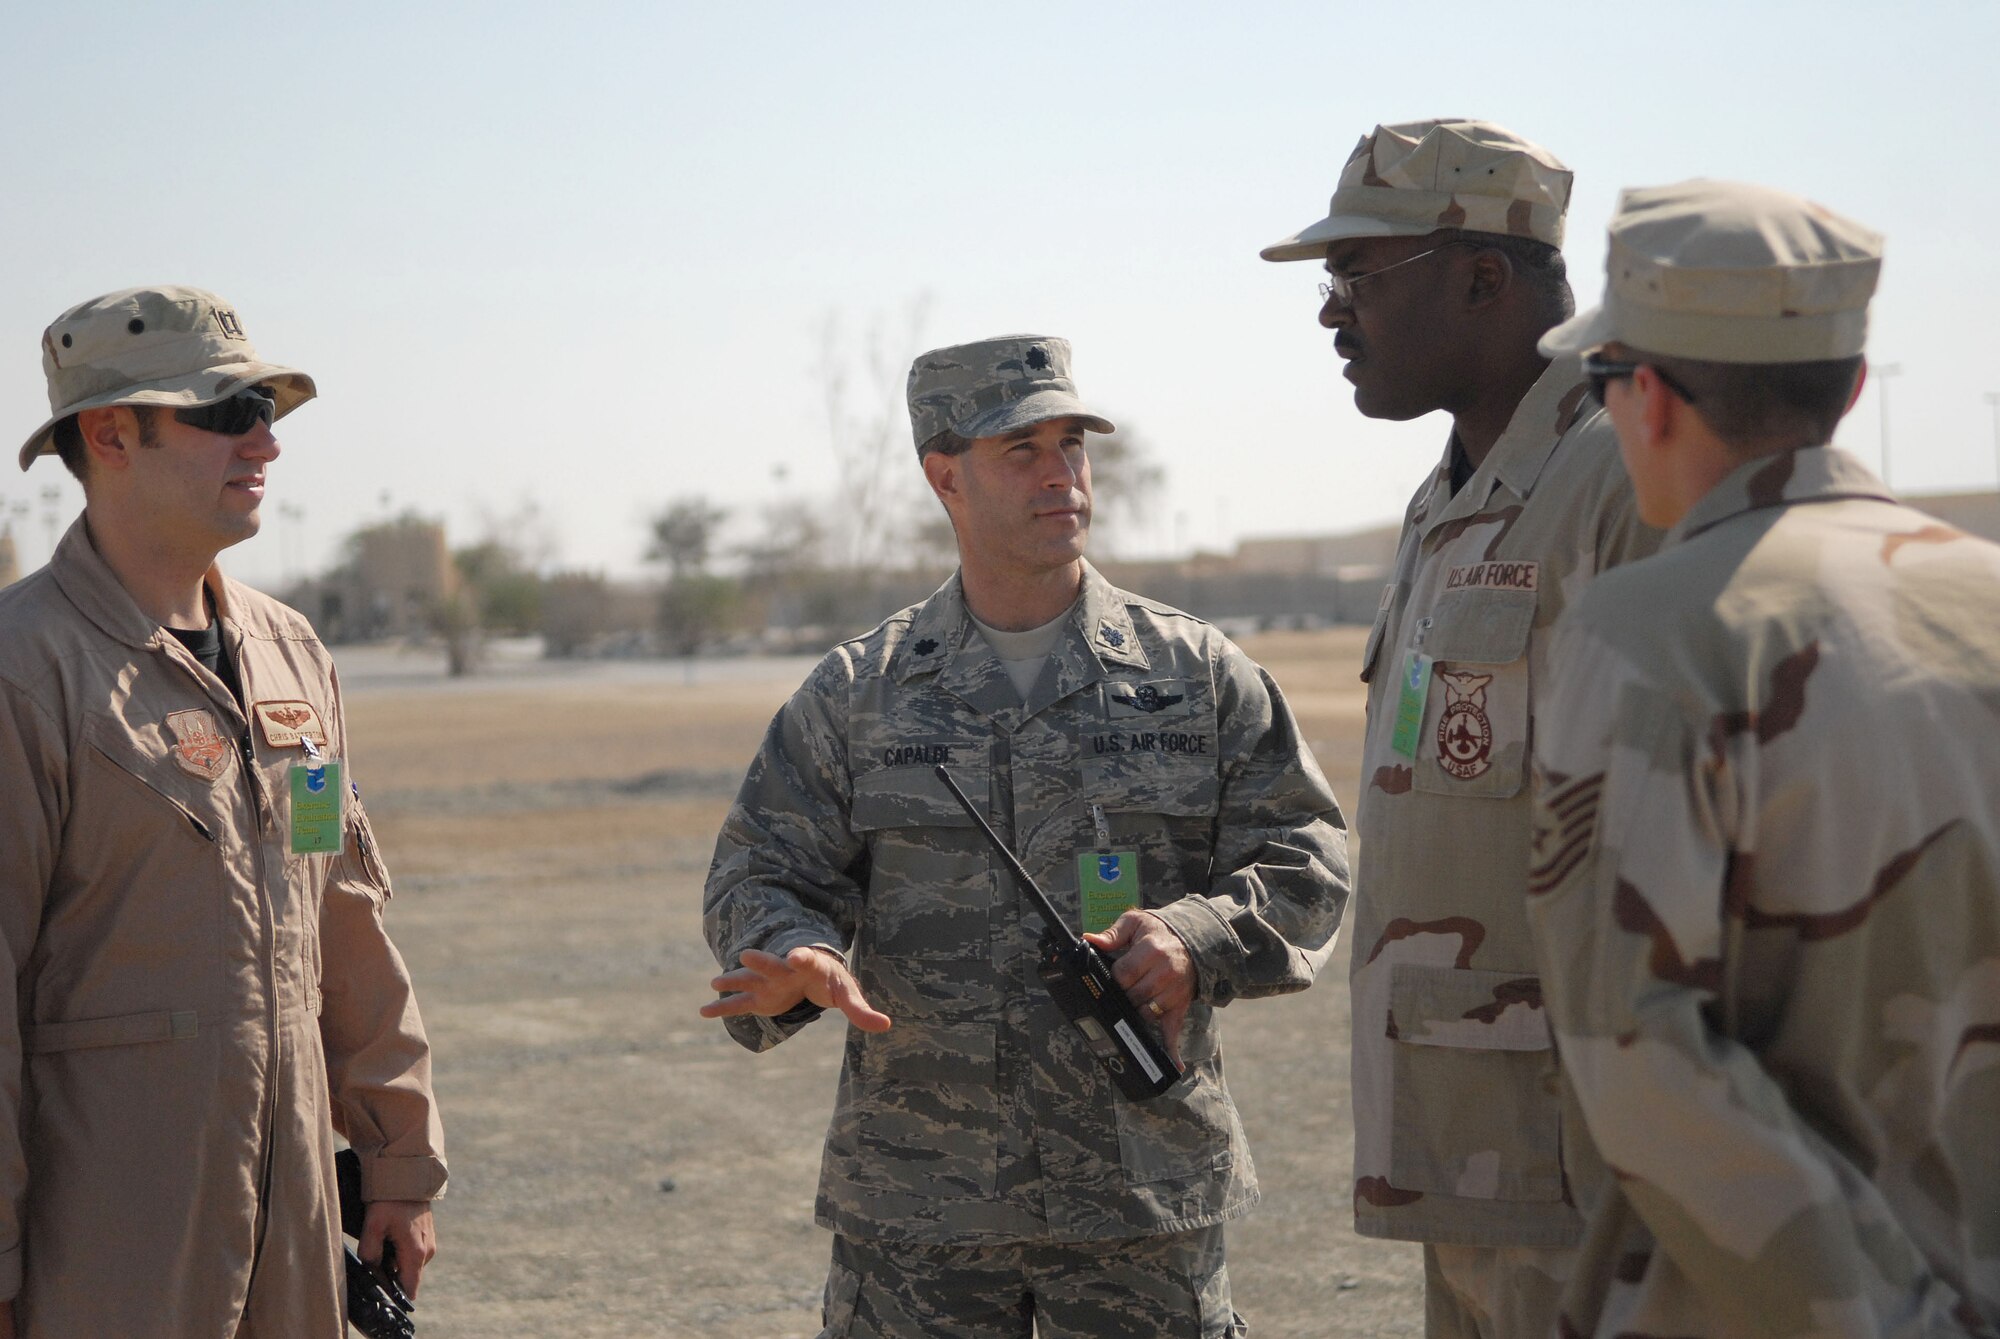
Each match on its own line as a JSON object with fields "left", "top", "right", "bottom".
{"left": 40, "top": 486, "right": 61, "bottom": 563}
{"left": 1984, "top": 392, "right": 2000, "bottom": 490}
{"left": 1873, "top": 363, "right": 1903, "bottom": 487}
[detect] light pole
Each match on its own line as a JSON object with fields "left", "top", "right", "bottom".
{"left": 40, "top": 486, "right": 61, "bottom": 563}
{"left": 1984, "top": 392, "right": 2000, "bottom": 490}
{"left": 1873, "top": 363, "right": 1902, "bottom": 487}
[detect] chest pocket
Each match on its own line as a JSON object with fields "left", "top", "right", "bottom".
{"left": 1082, "top": 687, "right": 1221, "bottom": 912}
{"left": 1413, "top": 590, "right": 1535, "bottom": 800}
{"left": 848, "top": 754, "right": 993, "bottom": 972}
{"left": 1081, "top": 694, "right": 1221, "bottom": 822}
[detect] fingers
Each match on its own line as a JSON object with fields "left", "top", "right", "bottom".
{"left": 825, "top": 970, "right": 894, "bottom": 1033}
{"left": 357, "top": 1203, "right": 388, "bottom": 1266}
{"left": 1082, "top": 910, "right": 1143, "bottom": 954}
{"left": 389, "top": 1209, "right": 437, "bottom": 1298}
{"left": 360, "top": 1202, "right": 436, "bottom": 1299}
{"left": 698, "top": 947, "right": 812, "bottom": 1019}
{"left": 792, "top": 947, "right": 893, "bottom": 1033}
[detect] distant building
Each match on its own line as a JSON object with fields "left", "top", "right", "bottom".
{"left": 1906, "top": 488, "right": 2000, "bottom": 544}
{"left": 288, "top": 514, "right": 459, "bottom": 643}
{"left": 1232, "top": 524, "right": 1402, "bottom": 577}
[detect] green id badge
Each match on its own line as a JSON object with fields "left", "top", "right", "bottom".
{"left": 1078, "top": 850, "right": 1140, "bottom": 934}
{"left": 1390, "top": 652, "right": 1434, "bottom": 760}
{"left": 290, "top": 758, "right": 345, "bottom": 855}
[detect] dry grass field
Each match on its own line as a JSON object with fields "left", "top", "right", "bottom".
{"left": 348, "top": 627, "right": 1423, "bottom": 1337}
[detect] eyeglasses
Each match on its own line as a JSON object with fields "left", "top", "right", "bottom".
{"left": 1318, "top": 240, "right": 1474, "bottom": 307}
{"left": 173, "top": 387, "right": 277, "bottom": 436}
{"left": 1582, "top": 352, "right": 1699, "bottom": 407}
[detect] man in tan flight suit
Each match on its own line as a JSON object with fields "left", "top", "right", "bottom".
{"left": 1529, "top": 181, "right": 2000, "bottom": 1337}
{"left": 0, "top": 286, "right": 447, "bottom": 1338}
{"left": 1261, "top": 120, "right": 1657, "bottom": 1337}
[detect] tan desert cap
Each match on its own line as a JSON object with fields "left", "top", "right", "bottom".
{"left": 1261, "top": 118, "right": 1572, "bottom": 262}
{"left": 907, "top": 335, "right": 1114, "bottom": 456}
{"left": 1541, "top": 180, "right": 1882, "bottom": 364}
{"left": 20, "top": 285, "right": 316, "bottom": 471}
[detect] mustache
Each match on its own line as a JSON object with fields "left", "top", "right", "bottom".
{"left": 1334, "top": 333, "right": 1365, "bottom": 360}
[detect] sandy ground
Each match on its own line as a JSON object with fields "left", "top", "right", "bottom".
{"left": 346, "top": 627, "right": 1423, "bottom": 1337}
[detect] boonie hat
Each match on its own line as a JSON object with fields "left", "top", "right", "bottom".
{"left": 906, "top": 335, "right": 1115, "bottom": 456}
{"left": 1540, "top": 180, "right": 1882, "bottom": 364}
{"left": 1262, "top": 119, "right": 1572, "bottom": 262}
{"left": 20, "top": 285, "right": 316, "bottom": 471}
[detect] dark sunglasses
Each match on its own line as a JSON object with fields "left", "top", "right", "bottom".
{"left": 1582, "top": 352, "right": 1698, "bottom": 407}
{"left": 173, "top": 388, "right": 277, "bottom": 436}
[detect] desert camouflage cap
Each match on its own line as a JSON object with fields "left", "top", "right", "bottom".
{"left": 19, "top": 285, "right": 316, "bottom": 472}
{"left": 906, "top": 334, "right": 1114, "bottom": 456}
{"left": 1261, "top": 119, "right": 1572, "bottom": 262}
{"left": 1541, "top": 180, "right": 1881, "bottom": 365}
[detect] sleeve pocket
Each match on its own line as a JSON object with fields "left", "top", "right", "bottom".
{"left": 26, "top": 1009, "right": 199, "bottom": 1054}
{"left": 1386, "top": 962, "right": 1564, "bottom": 1202}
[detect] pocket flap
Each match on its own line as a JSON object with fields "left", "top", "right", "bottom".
{"left": 850, "top": 761, "right": 986, "bottom": 832}
{"left": 1388, "top": 964, "right": 1548, "bottom": 1052}
{"left": 1426, "top": 591, "right": 1535, "bottom": 664}
{"left": 26, "top": 1009, "right": 198, "bottom": 1054}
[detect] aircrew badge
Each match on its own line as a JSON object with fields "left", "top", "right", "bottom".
{"left": 1435, "top": 671, "right": 1494, "bottom": 779}
{"left": 253, "top": 700, "right": 328, "bottom": 749}
{"left": 165, "top": 709, "right": 232, "bottom": 782}
{"left": 1111, "top": 684, "right": 1184, "bottom": 714}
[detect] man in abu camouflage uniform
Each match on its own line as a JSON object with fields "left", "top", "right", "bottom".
{"left": 1261, "top": 120, "right": 1657, "bottom": 1337}
{"left": 700, "top": 335, "right": 1349, "bottom": 1338}
{"left": 1526, "top": 179, "right": 2000, "bottom": 1337}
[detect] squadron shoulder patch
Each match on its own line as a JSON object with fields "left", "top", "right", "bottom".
{"left": 253, "top": 700, "right": 328, "bottom": 750}
{"left": 165, "top": 709, "right": 233, "bottom": 782}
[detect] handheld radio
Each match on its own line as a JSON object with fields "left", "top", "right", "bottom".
{"left": 933, "top": 766, "right": 1183, "bottom": 1101}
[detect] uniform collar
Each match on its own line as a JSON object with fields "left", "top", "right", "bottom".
{"left": 48, "top": 514, "right": 251, "bottom": 721}
{"left": 50, "top": 513, "right": 257, "bottom": 648}
{"left": 895, "top": 561, "right": 1150, "bottom": 720}
{"left": 1419, "top": 356, "right": 1598, "bottom": 533}
{"left": 1668, "top": 444, "right": 1894, "bottom": 548}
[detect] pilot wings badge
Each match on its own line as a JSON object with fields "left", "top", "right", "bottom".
{"left": 1110, "top": 683, "right": 1184, "bottom": 715}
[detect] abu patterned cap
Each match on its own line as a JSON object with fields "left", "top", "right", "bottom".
{"left": 1262, "top": 119, "right": 1572, "bottom": 262}
{"left": 20, "top": 285, "right": 316, "bottom": 471}
{"left": 1541, "top": 180, "right": 1882, "bottom": 364}
{"left": 906, "top": 335, "right": 1115, "bottom": 456}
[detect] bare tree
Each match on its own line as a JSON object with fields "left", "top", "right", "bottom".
{"left": 814, "top": 295, "right": 933, "bottom": 574}
{"left": 1085, "top": 426, "right": 1166, "bottom": 558}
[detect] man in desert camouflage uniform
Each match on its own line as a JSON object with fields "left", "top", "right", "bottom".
{"left": 1261, "top": 120, "right": 1656, "bottom": 1337}
{"left": 700, "top": 335, "right": 1349, "bottom": 1338}
{"left": 1526, "top": 180, "right": 2000, "bottom": 1337}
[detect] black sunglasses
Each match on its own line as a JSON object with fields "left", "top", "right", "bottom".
{"left": 1582, "top": 352, "right": 1698, "bottom": 407}
{"left": 173, "top": 387, "right": 277, "bottom": 436}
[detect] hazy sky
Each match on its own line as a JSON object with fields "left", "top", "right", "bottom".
{"left": 4, "top": 1, "right": 1996, "bottom": 588}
